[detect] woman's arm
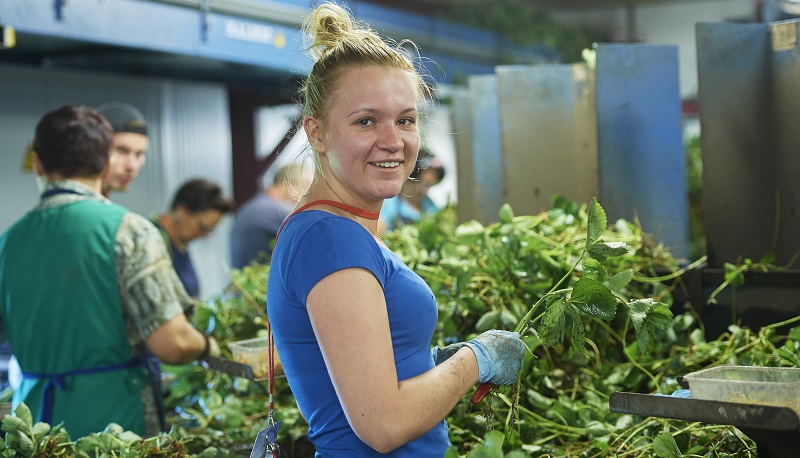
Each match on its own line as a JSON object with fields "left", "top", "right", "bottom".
{"left": 307, "top": 267, "right": 479, "bottom": 453}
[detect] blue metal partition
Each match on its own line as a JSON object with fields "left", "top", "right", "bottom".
{"left": 595, "top": 44, "right": 689, "bottom": 260}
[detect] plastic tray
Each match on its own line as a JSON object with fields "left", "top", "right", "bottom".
{"left": 229, "top": 337, "right": 282, "bottom": 380}
{"left": 683, "top": 365, "right": 800, "bottom": 413}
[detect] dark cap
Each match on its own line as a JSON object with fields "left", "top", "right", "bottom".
{"left": 96, "top": 102, "right": 148, "bottom": 135}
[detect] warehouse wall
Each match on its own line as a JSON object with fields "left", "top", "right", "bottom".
{"left": 0, "top": 63, "right": 233, "bottom": 300}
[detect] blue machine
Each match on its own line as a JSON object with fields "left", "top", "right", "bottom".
{"left": 0, "top": 0, "right": 555, "bottom": 86}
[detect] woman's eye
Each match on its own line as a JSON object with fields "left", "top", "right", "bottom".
{"left": 357, "top": 118, "right": 374, "bottom": 126}
{"left": 398, "top": 118, "right": 415, "bottom": 126}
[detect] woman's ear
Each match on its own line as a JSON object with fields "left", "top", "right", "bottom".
{"left": 303, "top": 116, "right": 326, "bottom": 154}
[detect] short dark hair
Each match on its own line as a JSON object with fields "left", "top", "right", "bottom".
{"left": 34, "top": 105, "right": 113, "bottom": 178}
{"left": 170, "top": 178, "right": 234, "bottom": 214}
{"left": 409, "top": 149, "right": 445, "bottom": 182}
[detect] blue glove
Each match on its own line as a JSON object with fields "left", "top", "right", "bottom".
{"left": 431, "top": 342, "right": 467, "bottom": 366}
{"left": 463, "top": 330, "right": 525, "bottom": 386}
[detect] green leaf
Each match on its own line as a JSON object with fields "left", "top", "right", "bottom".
{"left": 653, "top": 432, "right": 682, "bottom": 458}
{"left": 605, "top": 269, "right": 634, "bottom": 292}
{"left": 12, "top": 404, "right": 32, "bottom": 431}
{"left": 585, "top": 420, "right": 610, "bottom": 438}
{"left": 538, "top": 298, "right": 567, "bottom": 347}
{"left": 1, "top": 416, "right": 27, "bottom": 435}
{"left": 444, "top": 447, "right": 461, "bottom": 458}
{"left": 465, "top": 430, "right": 505, "bottom": 457}
{"left": 566, "top": 304, "right": 586, "bottom": 357}
{"left": 498, "top": 203, "right": 514, "bottom": 224}
{"left": 504, "top": 452, "right": 530, "bottom": 458}
{"left": 475, "top": 311, "right": 501, "bottom": 332}
{"left": 628, "top": 299, "right": 673, "bottom": 356}
{"left": 569, "top": 278, "right": 617, "bottom": 320}
{"left": 196, "top": 447, "right": 221, "bottom": 458}
{"left": 724, "top": 262, "right": 745, "bottom": 288}
{"left": 581, "top": 257, "right": 607, "bottom": 282}
{"left": 31, "top": 422, "right": 50, "bottom": 438}
{"left": 455, "top": 220, "right": 486, "bottom": 245}
{"left": 587, "top": 241, "right": 629, "bottom": 261}
{"left": 103, "top": 423, "right": 123, "bottom": 436}
{"left": 16, "top": 431, "right": 34, "bottom": 455}
{"left": 586, "top": 197, "right": 606, "bottom": 245}
{"left": 116, "top": 430, "right": 142, "bottom": 443}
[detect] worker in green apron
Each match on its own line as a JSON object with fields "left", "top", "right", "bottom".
{"left": 0, "top": 105, "right": 219, "bottom": 438}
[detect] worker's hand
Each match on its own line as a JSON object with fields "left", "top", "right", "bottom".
{"left": 463, "top": 330, "right": 525, "bottom": 386}
{"left": 431, "top": 342, "right": 466, "bottom": 366}
{"left": 207, "top": 335, "right": 221, "bottom": 358}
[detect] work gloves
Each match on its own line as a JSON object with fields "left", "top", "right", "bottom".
{"left": 431, "top": 330, "right": 525, "bottom": 386}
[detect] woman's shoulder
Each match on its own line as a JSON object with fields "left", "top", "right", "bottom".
{"left": 279, "top": 210, "right": 376, "bottom": 250}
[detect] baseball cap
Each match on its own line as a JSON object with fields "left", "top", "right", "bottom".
{"left": 96, "top": 102, "right": 148, "bottom": 135}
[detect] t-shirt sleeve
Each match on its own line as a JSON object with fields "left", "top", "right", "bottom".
{"left": 286, "top": 216, "right": 387, "bottom": 307}
{"left": 115, "top": 213, "right": 195, "bottom": 342}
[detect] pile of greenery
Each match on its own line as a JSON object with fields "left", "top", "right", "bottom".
{"left": 1, "top": 197, "right": 798, "bottom": 457}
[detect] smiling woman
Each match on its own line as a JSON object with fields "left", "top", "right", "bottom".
{"left": 265, "top": 3, "right": 525, "bottom": 457}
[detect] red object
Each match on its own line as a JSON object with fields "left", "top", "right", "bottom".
{"left": 471, "top": 382, "right": 493, "bottom": 404}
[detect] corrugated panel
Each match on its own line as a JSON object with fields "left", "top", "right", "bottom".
{"left": 160, "top": 81, "right": 234, "bottom": 298}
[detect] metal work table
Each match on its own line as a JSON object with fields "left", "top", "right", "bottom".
{"left": 609, "top": 391, "right": 800, "bottom": 458}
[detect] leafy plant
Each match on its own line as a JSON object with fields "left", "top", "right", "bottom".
{"left": 3, "top": 197, "right": 797, "bottom": 457}
{"left": 382, "top": 197, "right": 798, "bottom": 457}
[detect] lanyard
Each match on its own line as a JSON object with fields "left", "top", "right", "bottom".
{"left": 40, "top": 188, "right": 84, "bottom": 199}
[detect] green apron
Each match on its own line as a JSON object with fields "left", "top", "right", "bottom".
{"left": 0, "top": 197, "right": 150, "bottom": 437}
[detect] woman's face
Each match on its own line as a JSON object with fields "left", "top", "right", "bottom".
{"left": 309, "top": 65, "right": 420, "bottom": 207}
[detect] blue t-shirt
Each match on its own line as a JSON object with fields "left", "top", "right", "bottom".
{"left": 267, "top": 211, "right": 450, "bottom": 457}
{"left": 230, "top": 192, "right": 293, "bottom": 269}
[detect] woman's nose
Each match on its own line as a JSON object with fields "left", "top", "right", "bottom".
{"left": 377, "top": 123, "right": 404, "bottom": 151}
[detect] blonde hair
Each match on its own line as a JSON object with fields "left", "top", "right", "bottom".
{"left": 300, "top": 2, "right": 432, "bottom": 121}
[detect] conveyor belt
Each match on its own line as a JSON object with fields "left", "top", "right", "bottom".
{"left": 609, "top": 391, "right": 800, "bottom": 458}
